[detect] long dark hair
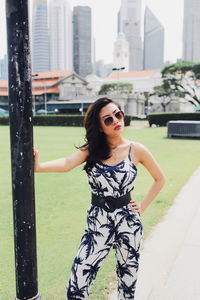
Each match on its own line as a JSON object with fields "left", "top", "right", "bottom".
{"left": 80, "top": 97, "right": 121, "bottom": 173}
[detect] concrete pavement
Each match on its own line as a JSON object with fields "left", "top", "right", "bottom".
{"left": 109, "top": 166, "right": 200, "bottom": 300}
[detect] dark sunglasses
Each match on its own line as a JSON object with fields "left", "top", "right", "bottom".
{"left": 103, "top": 110, "right": 124, "bottom": 126}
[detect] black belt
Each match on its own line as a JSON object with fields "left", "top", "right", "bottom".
{"left": 91, "top": 192, "right": 131, "bottom": 212}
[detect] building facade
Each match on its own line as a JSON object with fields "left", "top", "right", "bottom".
{"left": 1, "top": 69, "right": 194, "bottom": 114}
{"left": 143, "top": 6, "right": 164, "bottom": 70}
{"left": 183, "top": 0, "right": 200, "bottom": 62}
{"left": 73, "top": 6, "right": 92, "bottom": 78}
{"left": 113, "top": 32, "right": 129, "bottom": 71}
{"left": 118, "top": 0, "right": 143, "bottom": 71}
{"left": 49, "top": 0, "right": 73, "bottom": 71}
{"left": 32, "top": 0, "right": 50, "bottom": 72}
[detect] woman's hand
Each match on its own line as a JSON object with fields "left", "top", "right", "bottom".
{"left": 33, "top": 148, "right": 40, "bottom": 172}
{"left": 128, "top": 199, "right": 143, "bottom": 214}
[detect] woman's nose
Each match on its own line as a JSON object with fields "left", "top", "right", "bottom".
{"left": 113, "top": 115, "right": 119, "bottom": 123}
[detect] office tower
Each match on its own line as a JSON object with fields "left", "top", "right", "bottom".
{"left": 94, "top": 60, "right": 112, "bottom": 77}
{"left": 118, "top": 0, "right": 143, "bottom": 71}
{"left": 49, "top": 0, "right": 73, "bottom": 71}
{"left": 73, "top": 6, "right": 92, "bottom": 77}
{"left": 183, "top": 0, "right": 200, "bottom": 62}
{"left": 32, "top": 0, "right": 50, "bottom": 72}
{"left": 0, "top": 54, "right": 8, "bottom": 80}
{"left": 92, "top": 38, "right": 96, "bottom": 73}
{"left": 113, "top": 32, "right": 129, "bottom": 71}
{"left": 144, "top": 6, "right": 164, "bottom": 70}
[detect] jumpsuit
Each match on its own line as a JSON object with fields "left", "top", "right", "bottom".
{"left": 67, "top": 144, "right": 143, "bottom": 300}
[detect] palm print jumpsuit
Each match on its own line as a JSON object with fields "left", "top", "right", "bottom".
{"left": 67, "top": 144, "right": 143, "bottom": 300}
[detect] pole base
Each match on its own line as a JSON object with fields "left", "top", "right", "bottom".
{"left": 14, "top": 293, "right": 41, "bottom": 300}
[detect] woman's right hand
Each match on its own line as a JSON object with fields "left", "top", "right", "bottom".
{"left": 33, "top": 148, "right": 40, "bottom": 172}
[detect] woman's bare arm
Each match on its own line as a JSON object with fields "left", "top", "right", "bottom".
{"left": 33, "top": 148, "right": 89, "bottom": 173}
{"left": 130, "top": 142, "right": 166, "bottom": 213}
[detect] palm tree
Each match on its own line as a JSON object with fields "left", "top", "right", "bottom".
{"left": 116, "top": 260, "right": 134, "bottom": 278}
{"left": 127, "top": 244, "right": 140, "bottom": 262}
{"left": 67, "top": 281, "right": 88, "bottom": 299}
{"left": 83, "top": 254, "right": 107, "bottom": 285}
{"left": 119, "top": 279, "right": 137, "bottom": 299}
{"left": 80, "top": 229, "right": 104, "bottom": 259}
{"left": 116, "top": 207, "right": 138, "bottom": 228}
{"left": 100, "top": 215, "right": 119, "bottom": 245}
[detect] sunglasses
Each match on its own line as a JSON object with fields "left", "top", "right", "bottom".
{"left": 103, "top": 110, "right": 124, "bottom": 126}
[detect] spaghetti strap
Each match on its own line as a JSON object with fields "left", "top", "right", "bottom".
{"left": 128, "top": 143, "right": 132, "bottom": 158}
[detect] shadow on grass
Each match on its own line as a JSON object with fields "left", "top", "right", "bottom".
{"left": 164, "top": 136, "right": 200, "bottom": 140}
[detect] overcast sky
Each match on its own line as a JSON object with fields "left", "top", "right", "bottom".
{"left": 0, "top": 0, "right": 184, "bottom": 63}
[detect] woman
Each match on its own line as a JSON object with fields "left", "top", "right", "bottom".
{"left": 34, "top": 97, "right": 166, "bottom": 300}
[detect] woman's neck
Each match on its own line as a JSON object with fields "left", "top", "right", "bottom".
{"left": 107, "top": 135, "right": 126, "bottom": 149}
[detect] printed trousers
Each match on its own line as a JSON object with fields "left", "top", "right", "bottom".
{"left": 67, "top": 204, "right": 143, "bottom": 300}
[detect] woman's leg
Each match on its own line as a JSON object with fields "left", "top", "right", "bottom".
{"left": 66, "top": 205, "right": 114, "bottom": 300}
{"left": 114, "top": 209, "right": 143, "bottom": 300}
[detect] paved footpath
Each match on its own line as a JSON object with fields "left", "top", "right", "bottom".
{"left": 109, "top": 166, "right": 200, "bottom": 300}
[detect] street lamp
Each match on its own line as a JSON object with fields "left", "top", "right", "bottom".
{"left": 112, "top": 67, "right": 125, "bottom": 96}
{"left": 43, "top": 80, "right": 47, "bottom": 115}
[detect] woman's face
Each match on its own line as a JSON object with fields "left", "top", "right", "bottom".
{"left": 99, "top": 103, "right": 124, "bottom": 136}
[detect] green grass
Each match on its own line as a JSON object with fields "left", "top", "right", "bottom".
{"left": 1, "top": 124, "right": 200, "bottom": 300}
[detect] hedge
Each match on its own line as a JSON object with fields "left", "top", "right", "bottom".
{"left": 0, "top": 114, "right": 132, "bottom": 127}
{"left": 147, "top": 112, "right": 200, "bottom": 126}
{"left": 34, "top": 115, "right": 84, "bottom": 126}
{"left": 0, "top": 116, "right": 9, "bottom": 125}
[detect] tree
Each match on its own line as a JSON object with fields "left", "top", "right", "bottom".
{"left": 98, "top": 82, "right": 133, "bottom": 95}
{"left": 150, "top": 79, "right": 185, "bottom": 112}
{"left": 161, "top": 61, "right": 200, "bottom": 107}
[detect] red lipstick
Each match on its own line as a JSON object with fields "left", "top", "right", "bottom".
{"left": 114, "top": 125, "right": 122, "bottom": 130}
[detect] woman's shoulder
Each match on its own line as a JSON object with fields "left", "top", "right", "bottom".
{"left": 129, "top": 141, "right": 147, "bottom": 151}
{"left": 129, "top": 141, "right": 151, "bottom": 164}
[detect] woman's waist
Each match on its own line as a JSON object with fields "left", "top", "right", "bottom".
{"left": 91, "top": 191, "right": 132, "bottom": 212}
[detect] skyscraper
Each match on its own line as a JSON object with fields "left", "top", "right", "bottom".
{"left": 32, "top": 0, "right": 50, "bottom": 72}
{"left": 143, "top": 6, "right": 164, "bottom": 70}
{"left": 183, "top": 0, "right": 200, "bottom": 62}
{"left": 0, "top": 54, "right": 8, "bottom": 80}
{"left": 118, "top": 0, "right": 143, "bottom": 71}
{"left": 113, "top": 32, "right": 129, "bottom": 71}
{"left": 73, "top": 6, "right": 92, "bottom": 77}
{"left": 49, "top": 0, "right": 73, "bottom": 71}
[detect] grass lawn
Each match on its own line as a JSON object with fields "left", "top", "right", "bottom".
{"left": 1, "top": 123, "right": 200, "bottom": 300}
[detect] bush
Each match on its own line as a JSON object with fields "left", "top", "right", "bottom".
{"left": 131, "top": 115, "right": 147, "bottom": 121}
{"left": 124, "top": 115, "right": 132, "bottom": 126}
{"left": 33, "top": 115, "right": 84, "bottom": 126}
{"left": 0, "top": 114, "right": 132, "bottom": 127}
{"left": 0, "top": 116, "right": 9, "bottom": 125}
{"left": 147, "top": 112, "right": 200, "bottom": 126}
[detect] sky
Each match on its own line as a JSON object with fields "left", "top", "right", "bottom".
{"left": 0, "top": 0, "right": 184, "bottom": 64}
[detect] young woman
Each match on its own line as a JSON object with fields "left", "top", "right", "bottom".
{"left": 34, "top": 97, "right": 166, "bottom": 300}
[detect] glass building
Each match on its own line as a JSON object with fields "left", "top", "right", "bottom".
{"left": 73, "top": 6, "right": 92, "bottom": 78}
{"left": 143, "top": 6, "right": 164, "bottom": 70}
{"left": 118, "top": 0, "right": 143, "bottom": 71}
{"left": 32, "top": 0, "right": 50, "bottom": 72}
{"left": 183, "top": 0, "right": 200, "bottom": 62}
{"left": 49, "top": 0, "right": 73, "bottom": 71}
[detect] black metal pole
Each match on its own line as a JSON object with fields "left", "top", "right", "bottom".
{"left": 6, "top": 1, "right": 40, "bottom": 299}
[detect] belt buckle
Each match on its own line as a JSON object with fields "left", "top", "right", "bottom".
{"left": 103, "top": 196, "right": 115, "bottom": 212}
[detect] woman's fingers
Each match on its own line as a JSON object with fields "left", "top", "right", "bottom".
{"left": 33, "top": 148, "right": 38, "bottom": 157}
{"left": 128, "top": 199, "right": 142, "bottom": 213}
